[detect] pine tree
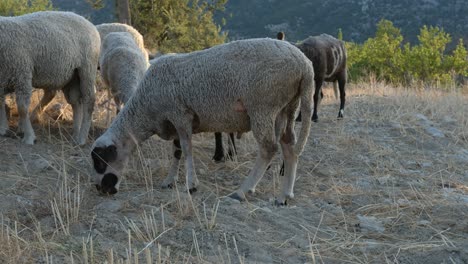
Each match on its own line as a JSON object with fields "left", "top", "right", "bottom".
{"left": 0, "top": 0, "right": 53, "bottom": 16}
{"left": 130, "top": 0, "right": 227, "bottom": 53}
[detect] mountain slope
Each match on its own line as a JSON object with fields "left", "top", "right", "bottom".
{"left": 218, "top": 0, "right": 468, "bottom": 43}
{"left": 51, "top": 0, "right": 468, "bottom": 44}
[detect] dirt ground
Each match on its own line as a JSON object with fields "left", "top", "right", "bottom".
{"left": 0, "top": 84, "right": 467, "bottom": 264}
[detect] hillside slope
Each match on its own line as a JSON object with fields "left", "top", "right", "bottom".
{"left": 219, "top": 0, "right": 468, "bottom": 43}
{"left": 50, "top": 0, "right": 468, "bottom": 44}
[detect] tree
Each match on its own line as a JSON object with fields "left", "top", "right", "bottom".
{"left": 130, "top": 0, "right": 227, "bottom": 53}
{"left": 117, "top": 0, "right": 131, "bottom": 25}
{"left": 337, "top": 28, "right": 343, "bottom": 41}
{"left": 404, "top": 26, "right": 452, "bottom": 83}
{"left": 347, "top": 19, "right": 405, "bottom": 82}
{"left": 446, "top": 39, "right": 468, "bottom": 77}
{"left": 0, "top": 0, "right": 53, "bottom": 16}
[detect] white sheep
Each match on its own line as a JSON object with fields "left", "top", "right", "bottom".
{"left": 91, "top": 38, "right": 314, "bottom": 205}
{"left": 31, "top": 23, "right": 149, "bottom": 122}
{"left": 0, "top": 11, "right": 100, "bottom": 145}
{"left": 151, "top": 53, "right": 237, "bottom": 163}
{"left": 99, "top": 32, "right": 150, "bottom": 112}
{"left": 96, "top": 23, "right": 149, "bottom": 64}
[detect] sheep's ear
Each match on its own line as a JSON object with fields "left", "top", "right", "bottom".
{"left": 91, "top": 145, "right": 118, "bottom": 174}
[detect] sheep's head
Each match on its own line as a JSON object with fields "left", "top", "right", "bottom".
{"left": 91, "top": 135, "right": 132, "bottom": 195}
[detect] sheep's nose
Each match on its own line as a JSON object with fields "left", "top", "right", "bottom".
{"left": 100, "top": 173, "right": 118, "bottom": 195}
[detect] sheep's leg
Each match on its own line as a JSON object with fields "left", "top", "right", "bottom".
{"left": 70, "top": 102, "right": 83, "bottom": 142}
{"left": 177, "top": 128, "right": 199, "bottom": 193}
{"left": 76, "top": 68, "right": 96, "bottom": 146}
{"left": 275, "top": 127, "right": 298, "bottom": 206}
{"left": 312, "top": 79, "right": 324, "bottom": 122}
{"left": 113, "top": 95, "right": 122, "bottom": 115}
{"left": 333, "top": 80, "right": 339, "bottom": 100}
{"left": 63, "top": 74, "right": 85, "bottom": 145}
{"left": 230, "top": 119, "right": 277, "bottom": 201}
{"left": 16, "top": 87, "right": 35, "bottom": 144}
{"left": 337, "top": 71, "right": 346, "bottom": 119}
{"left": 227, "top": 132, "right": 237, "bottom": 160}
{"left": 295, "top": 111, "right": 302, "bottom": 122}
{"left": 31, "top": 89, "right": 57, "bottom": 122}
{"left": 161, "top": 139, "right": 181, "bottom": 189}
{"left": 212, "top": 132, "right": 225, "bottom": 162}
{"left": 0, "top": 94, "right": 8, "bottom": 136}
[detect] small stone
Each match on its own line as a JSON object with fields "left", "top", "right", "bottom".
{"left": 425, "top": 127, "right": 444, "bottom": 138}
{"left": 417, "top": 220, "right": 431, "bottom": 226}
{"left": 420, "top": 161, "right": 432, "bottom": 168}
{"left": 96, "top": 200, "right": 123, "bottom": 212}
{"left": 357, "top": 214, "right": 385, "bottom": 233}
{"left": 28, "top": 157, "right": 51, "bottom": 173}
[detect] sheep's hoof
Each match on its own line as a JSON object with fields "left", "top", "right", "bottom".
{"left": 21, "top": 136, "right": 36, "bottom": 145}
{"left": 188, "top": 187, "right": 197, "bottom": 194}
{"left": 312, "top": 116, "right": 319, "bottom": 122}
{"left": 1, "top": 130, "right": 17, "bottom": 139}
{"left": 161, "top": 183, "right": 174, "bottom": 189}
{"left": 228, "top": 192, "right": 245, "bottom": 202}
{"left": 337, "top": 110, "right": 344, "bottom": 119}
{"left": 212, "top": 153, "right": 225, "bottom": 163}
{"left": 274, "top": 198, "right": 288, "bottom": 207}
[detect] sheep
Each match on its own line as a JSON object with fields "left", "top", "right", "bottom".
{"left": 150, "top": 53, "right": 237, "bottom": 162}
{"left": 0, "top": 11, "right": 100, "bottom": 145}
{"left": 96, "top": 23, "right": 149, "bottom": 64}
{"left": 91, "top": 38, "right": 314, "bottom": 205}
{"left": 99, "top": 32, "right": 150, "bottom": 113}
{"left": 31, "top": 23, "right": 149, "bottom": 122}
{"left": 278, "top": 33, "right": 347, "bottom": 122}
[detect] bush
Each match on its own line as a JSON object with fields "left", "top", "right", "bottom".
{"left": 0, "top": 0, "right": 53, "bottom": 16}
{"left": 130, "top": 0, "right": 227, "bottom": 53}
{"left": 346, "top": 19, "right": 468, "bottom": 87}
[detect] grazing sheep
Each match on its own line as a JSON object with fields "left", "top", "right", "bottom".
{"left": 99, "top": 32, "right": 150, "bottom": 113}
{"left": 91, "top": 38, "right": 314, "bottom": 205}
{"left": 279, "top": 33, "right": 347, "bottom": 122}
{"left": 96, "top": 23, "right": 149, "bottom": 64}
{"left": 31, "top": 23, "right": 150, "bottom": 122}
{"left": 0, "top": 11, "right": 100, "bottom": 145}
{"left": 151, "top": 53, "right": 237, "bottom": 162}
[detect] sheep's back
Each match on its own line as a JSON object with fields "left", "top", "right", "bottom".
{"left": 297, "top": 34, "right": 346, "bottom": 79}
{"left": 96, "top": 23, "right": 148, "bottom": 63}
{"left": 136, "top": 38, "right": 313, "bottom": 133}
{"left": 0, "top": 11, "right": 100, "bottom": 89}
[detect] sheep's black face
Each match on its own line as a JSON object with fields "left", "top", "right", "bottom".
{"left": 99, "top": 173, "right": 118, "bottom": 195}
{"left": 92, "top": 145, "right": 117, "bottom": 173}
{"left": 91, "top": 145, "right": 120, "bottom": 195}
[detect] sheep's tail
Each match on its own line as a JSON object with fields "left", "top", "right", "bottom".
{"left": 333, "top": 81, "right": 339, "bottom": 100}
{"left": 293, "top": 66, "right": 314, "bottom": 156}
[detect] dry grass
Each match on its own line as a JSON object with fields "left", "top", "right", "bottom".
{"left": 0, "top": 82, "right": 467, "bottom": 263}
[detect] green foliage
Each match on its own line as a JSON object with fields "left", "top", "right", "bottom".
{"left": 337, "top": 28, "right": 343, "bottom": 41}
{"left": 86, "top": 0, "right": 105, "bottom": 10}
{"left": 444, "top": 39, "right": 468, "bottom": 77}
{"left": 404, "top": 26, "right": 452, "bottom": 83}
{"left": 130, "top": 0, "right": 227, "bottom": 53}
{"left": 0, "top": 0, "right": 53, "bottom": 16}
{"left": 346, "top": 19, "right": 468, "bottom": 86}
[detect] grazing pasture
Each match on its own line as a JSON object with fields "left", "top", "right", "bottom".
{"left": 0, "top": 83, "right": 467, "bottom": 263}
